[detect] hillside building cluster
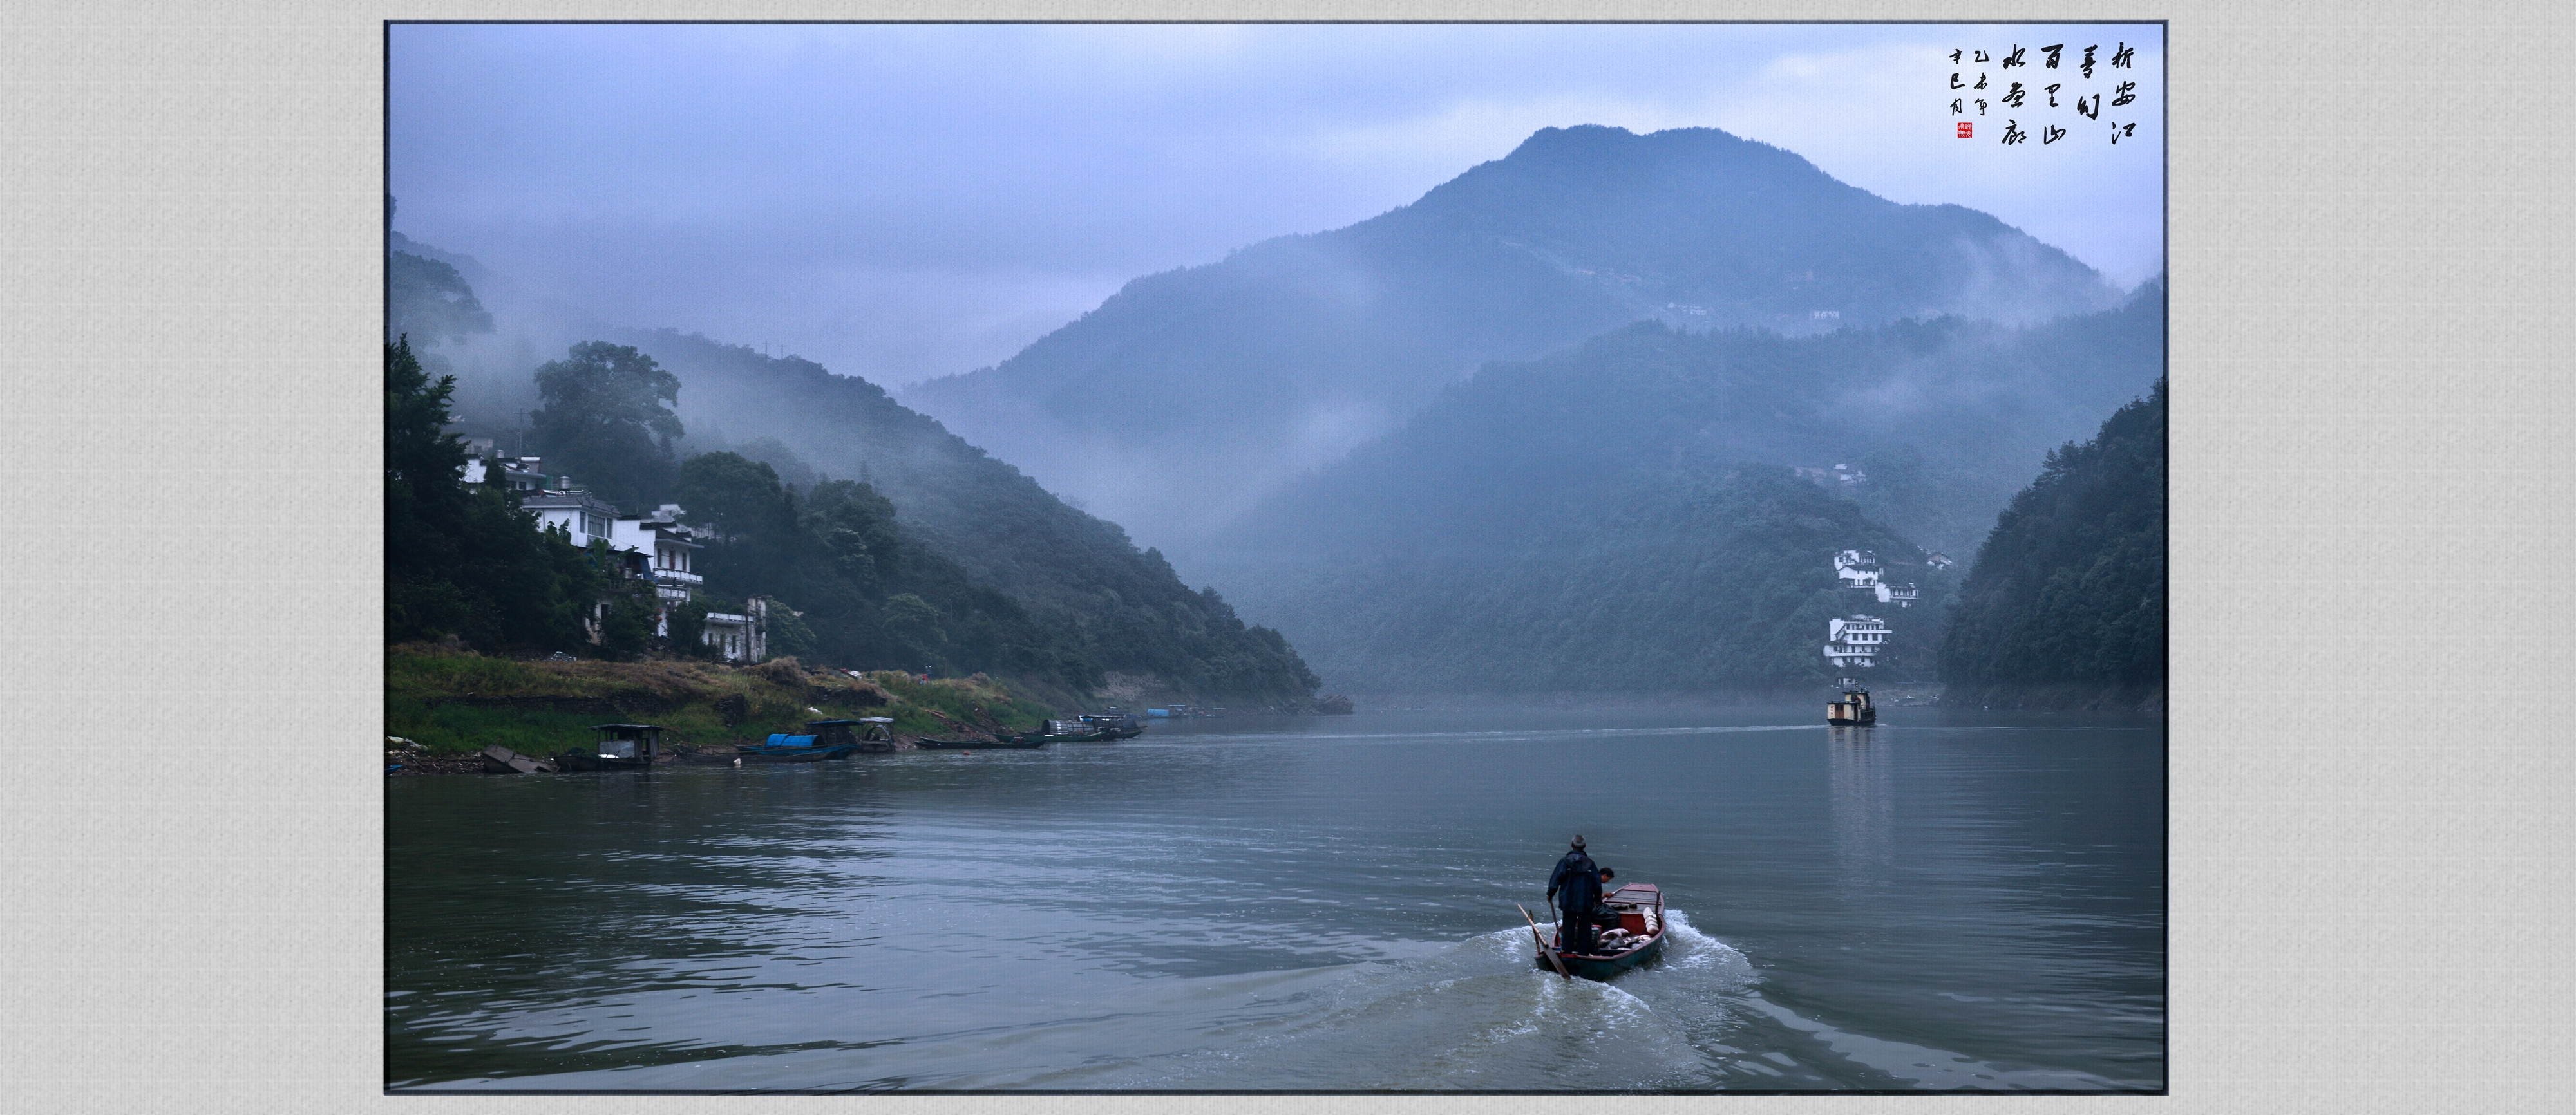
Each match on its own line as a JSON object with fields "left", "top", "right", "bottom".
{"left": 460, "top": 447, "right": 768, "bottom": 662}
{"left": 1823, "top": 550, "right": 1924, "bottom": 669}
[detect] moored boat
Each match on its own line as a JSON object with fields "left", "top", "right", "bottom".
{"left": 1002, "top": 719, "right": 1116, "bottom": 744}
{"left": 1530, "top": 883, "right": 1667, "bottom": 980}
{"left": 1078, "top": 713, "right": 1144, "bottom": 739}
{"left": 735, "top": 745, "right": 850, "bottom": 764}
{"left": 555, "top": 725, "right": 662, "bottom": 772}
{"left": 806, "top": 717, "right": 896, "bottom": 753}
{"left": 480, "top": 744, "right": 558, "bottom": 774}
{"left": 737, "top": 731, "right": 858, "bottom": 762}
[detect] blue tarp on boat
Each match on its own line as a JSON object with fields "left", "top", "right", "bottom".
{"left": 763, "top": 734, "right": 819, "bottom": 748}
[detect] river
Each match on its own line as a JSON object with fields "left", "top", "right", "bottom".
{"left": 385, "top": 704, "right": 2164, "bottom": 1091}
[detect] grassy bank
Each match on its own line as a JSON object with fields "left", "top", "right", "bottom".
{"left": 386, "top": 644, "right": 1055, "bottom": 755}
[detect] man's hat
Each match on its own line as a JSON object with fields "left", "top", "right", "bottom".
{"left": 1571, "top": 835, "right": 1586, "bottom": 849}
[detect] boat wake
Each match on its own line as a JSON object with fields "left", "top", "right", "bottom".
{"left": 989, "top": 908, "right": 1765, "bottom": 1091}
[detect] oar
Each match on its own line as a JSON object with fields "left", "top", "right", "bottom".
{"left": 1519, "top": 904, "right": 1572, "bottom": 980}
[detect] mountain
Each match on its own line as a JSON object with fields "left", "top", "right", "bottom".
{"left": 1937, "top": 378, "right": 2166, "bottom": 710}
{"left": 1196, "top": 289, "right": 2164, "bottom": 694}
{"left": 389, "top": 219, "right": 1322, "bottom": 704}
{"left": 905, "top": 124, "right": 2123, "bottom": 547}
{"left": 613, "top": 328, "right": 1321, "bottom": 704}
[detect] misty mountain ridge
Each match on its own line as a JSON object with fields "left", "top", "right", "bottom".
{"left": 905, "top": 124, "right": 2125, "bottom": 548}
{"left": 392, "top": 223, "right": 1323, "bottom": 702}
{"left": 1196, "top": 286, "right": 2163, "bottom": 693}
{"left": 608, "top": 328, "right": 1321, "bottom": 702}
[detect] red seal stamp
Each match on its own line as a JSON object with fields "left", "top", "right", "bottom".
{"left": 1956, "top": 122, "right": 1973, "bottom": 138}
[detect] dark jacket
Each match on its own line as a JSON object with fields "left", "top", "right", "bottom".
{"left": 1547, "top": 850, "right": 1600, "bottom": 912}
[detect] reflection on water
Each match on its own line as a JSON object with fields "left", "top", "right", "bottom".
{"left": 387, "top": 705, "right": 2164, "bottom": 1092}
{"left": 1826, "top": 726, "right": 1892, "bottom": 888}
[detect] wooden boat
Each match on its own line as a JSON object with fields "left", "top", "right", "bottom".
{"left": 1078, "top": 714, "right": 1144, "bottom": 740}
{"left": 1531, "top": 883, "right": 1667, "bottom": 980}
{"left": 911, "top": 735, "right": 983, "bottom": 749}
{"left": 736, "top": 730, "right": 859, "bottom": 762}
{"left": 808, "top": 717, "right": 895, "bottom": 753}
{"left": 480, "top": 744, "right": 558, "bottom": 774}
{"left": 1827, "top": 681, "right": 1876, "bottom": 726}
{"left": 735, "top": 745, "right": 851, "bottom": 764}
{"left": 557, "top": 724, "right": 665, "bottom": 771}
{"left": 999, "top": 719, "right": 1115, "bottom": 745}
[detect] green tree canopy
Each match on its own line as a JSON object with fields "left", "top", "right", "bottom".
{"left": 670, "top": 449, "right": 1101, "bottom": 691}
{"left": 530, "top": 341, "right": 684, "bottom": 510}
{"left": 1937, "top": 379, "right": 2166, "bottom": 702}
{"left": 384, "top": 336, "right": 604, "bottom": 653}
{"left": 676, "top": 451, "right": 797, "bottom": 546}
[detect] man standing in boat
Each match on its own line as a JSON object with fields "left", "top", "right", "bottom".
{"left": 1546, "top": 836, "right": 1602, "bottom": 955}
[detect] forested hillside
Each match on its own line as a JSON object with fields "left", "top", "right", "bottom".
{"left": 387, "top": 216, "right": 1320, "bottom": 705}
{"left": 1197, "top": 288, "right": 2158, "bottom": 693}
{"left": 1937, "top": 379, "right": 2166, "bottom": 709}
{"left": 617, "top": 328, "right": 1320, "bottom": 704}
{"left": 1231, "top": 467, "right": 1942, "bottom": 695}
{"left": 907, "top": 124, "right": 2120, "bottom": 545}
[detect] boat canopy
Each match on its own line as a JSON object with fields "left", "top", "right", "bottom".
{"left": 764, "top": 734, "right": 819, "bottom": 748}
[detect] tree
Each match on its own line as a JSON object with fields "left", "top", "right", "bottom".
{"left": 386, "top": 252, "right": 493, "bottom": 346}
{"left": 880, "top": 593, "right": 948, "bottom": 671}
{"left": 806, "top": 478, "right": 900, "bottom": 591}
{"left": 676, "top": 452, "right": 795, "bottom": 539}
{"left": 761, "top": 599, "right": 819, "bottom": 661}
{"left": 384, "top": 337, "right": 602, "bottom": 652}
{"left": 667, "top": 597, "right": 712, "bottom": 659}
{"left": 1937, "top": 379, "right": 2166, "bottom": 702}
{"left": 529, "top": 341, "right": 684, "bottom": 511}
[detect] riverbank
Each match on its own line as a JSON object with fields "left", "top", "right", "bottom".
{"left": 386, "top": 644, "right": 1054, "bottom": 771}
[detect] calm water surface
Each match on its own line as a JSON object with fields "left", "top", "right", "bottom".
{"left": 386, "top": 706, "right": 2164, "bottom": 1091}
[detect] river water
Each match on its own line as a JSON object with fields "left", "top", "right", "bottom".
{"left": 385, "top": 705, "right": 2164, "bottom": 1092}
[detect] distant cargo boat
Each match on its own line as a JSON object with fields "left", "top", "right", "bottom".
{"left": 1827, "top": 684, "right": 1875, "bottom": 726}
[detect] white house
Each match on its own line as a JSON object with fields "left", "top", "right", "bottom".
{"left": 451, "top": 453, "right": 776, "bottom": 662}
{"left": 460, "top": 453, "right": 547, "bottom": 493}
{"left": 1924, "top": 552, "right": 1955, "bottom": 570}
{"left": 1824, "top": 614, "right": 1889, "bottom": 668}
{"left": 1834, "top": 549, "right": 1882, "bottom": 588}
{"left": 524, "top": 489, "right": 621, "bottom": 549}
{"left": 701, "top": 597, "right": 770, "bottom": 664}
{"left": 607, "top": 509, "right": 704, "bottom": 619}
{"left": 1874, "top": 581, "right": 1920, "bottom": 608}
{"left": 600, "top": 507, "right": 771, "bottom": 663}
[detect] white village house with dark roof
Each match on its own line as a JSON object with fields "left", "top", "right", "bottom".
{"left": 461, "top": 454, "right": 766, "bottom": 662}
{"left": 1833, "top": 549, "right": 1882, "bottom": 588}
{"left": 1823, "top": 614, "right": 1888, "bottom": 668}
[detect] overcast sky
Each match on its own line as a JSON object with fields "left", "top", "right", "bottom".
{"left": 390, "top": 23, "right": 2164, "bottom": 389}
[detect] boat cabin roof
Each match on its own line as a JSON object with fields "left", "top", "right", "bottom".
{"left": 806, "top": 719, "right": 869, "bottom": 727}
{"left": 590, "top": 723, "right": 663, "bottom": 733}
{"left": 1607, "top": 883, "right": 1660, "bottom": 904}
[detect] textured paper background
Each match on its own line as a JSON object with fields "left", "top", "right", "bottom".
{"left": 3, "top": 2, "right": 2567, "bottom": 1112}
